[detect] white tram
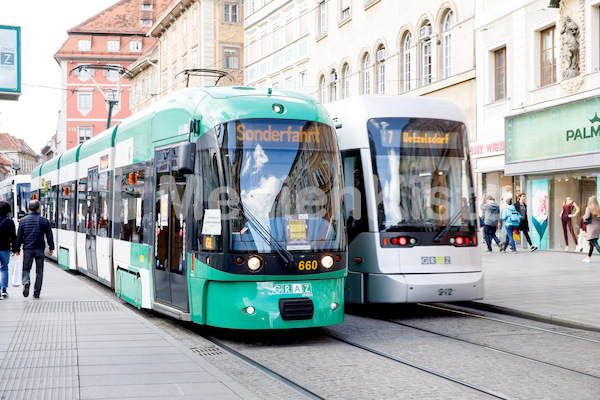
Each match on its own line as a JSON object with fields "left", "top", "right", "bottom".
{"left": 0, "top": 174, "right": 31, "bottom": 226}
{"left": 326, "top": 96, "right": 483, "bottom": 303}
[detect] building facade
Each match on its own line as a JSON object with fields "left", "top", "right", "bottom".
{"left": 244, "top": 1, "right": 477, "bottom": 142}
{"left": 476, "top": 0, "right": 600, "bottom": 251}
{"left": 130, "top": 0, "right": 244, "bottom": 113}
{"left": 244, "top": 0, "right": 311, "bottom": 93}
{"left": 53, "top": 0, "right": 172, "bottom": 153}
{"left": 0, "top": 133, "right": 38, "bottom": 176}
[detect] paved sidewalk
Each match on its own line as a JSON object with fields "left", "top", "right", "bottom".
{"left": 0, "top": 263, "right": 256, "bottom": 400}
{"left": 474, "top": 249, "right": 600, "bottom": 331}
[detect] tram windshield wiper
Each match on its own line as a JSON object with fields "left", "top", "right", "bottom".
{"left": 230, "top": 203, "right": 295, "bottom": 270}
{"left": 432, "top": 194, "right": 476, "bottom": 243}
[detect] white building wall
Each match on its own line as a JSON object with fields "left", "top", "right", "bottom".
{"left": 475, "top": 0, "right": 600, "bottom": 175}
{"left": 245, "top": 1, "right": 477, "bottom": 142}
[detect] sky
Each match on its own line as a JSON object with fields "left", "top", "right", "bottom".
{"left": 0, "top": 0, "right": 120, "bottom": 152}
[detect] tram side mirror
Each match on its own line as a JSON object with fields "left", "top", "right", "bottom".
{"left": 17, "top": 210, "right": 26, "bottom": 219}
{"left": 176, "top": 142, "right": 196, "bottom": 175}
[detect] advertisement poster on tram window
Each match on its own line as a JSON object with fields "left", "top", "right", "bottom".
{"left": 531, "top": 179, "right": 549, "bottom": 250}
{"left": 160, "top": 194, "right": 168, "bottom": 226}
{"left": 286, "top": 214, "right": 310, "bottom": 250}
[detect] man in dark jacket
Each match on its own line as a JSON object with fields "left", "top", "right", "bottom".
{"left": 15, "top": 200, "right": 54, "bottom": 298}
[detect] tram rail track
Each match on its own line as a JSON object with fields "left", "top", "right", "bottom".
{"left": 324, "top": 332, "right": 511, "bottom": 400}
{"left": 427, "top": 302, "right": 600, "bottom": 339}
{"left": 373, "top": 304, "right": 600, "bottom": 380}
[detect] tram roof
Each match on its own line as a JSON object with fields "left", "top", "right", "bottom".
{"left": 31, "top": 164, "right": 42, "bottom": 179}
{"left": 40, "top": 154, "right": 62, "bottom": 175}
{"left": 79, "top": 126, "right": 117, "bottom": 161}
{"left": 59, "top": 144, "right": 81, "bottom": 169}
{"left": 117, "top": 86, "right": 331, "bottom": 152}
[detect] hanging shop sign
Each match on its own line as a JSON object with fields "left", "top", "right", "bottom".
{"left": 0, "top": 26, "right": 20, "bottom": 100}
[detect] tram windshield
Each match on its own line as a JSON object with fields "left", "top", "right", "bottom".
{"left": 16, "top": 183, "right": 31, "bottom": 216}
{"left": 220, "top": 119, "right": 345, "bottom": 252}
{"left": 368, "top": 117, "right": 476, "bottom": 232}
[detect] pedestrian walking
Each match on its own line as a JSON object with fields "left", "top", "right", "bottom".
{"left": 501, "top": 198, "right": 521, "bottom": 253}
{"left": 480, "top": 195, "right": 502, "bottom": 252}
{"left": 582, "top": 195, "right": 600, "bottom": 263}
{"left": 0, "top": 201, "right": 16, "bottom": 299}
{"left": 515, "top": 193, "right": 538, "bottom": 251}
{"left": 14, "top": 200, "right": 54, "bottom": 298}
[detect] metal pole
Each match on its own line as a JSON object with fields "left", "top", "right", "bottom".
{"left": 107, "top": 100, "right": 116, "bottom": 129}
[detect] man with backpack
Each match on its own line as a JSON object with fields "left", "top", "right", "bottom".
{"left": 481, "top": 195, "right": 502, "bottom": 252}
{"left": 501, "top": 198, "right": 521, "bottom": 253}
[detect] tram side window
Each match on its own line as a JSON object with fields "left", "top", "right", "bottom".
{"left": 59, "top": 182, "right": 76, "bottom": 231}
{"left": 342, "top": 151, "right": 369, "bottom": 243}
{"left": 77, "top": 179, "right": 87, "bottom": 233}
{"left": 41, "top": 186, "right": 58, "bottom": 229}
{"left": 118, "top": 168, "right": 145, "bottom": 243}
{"left": 97, "top": 172, "right": 111, "bottom": 238}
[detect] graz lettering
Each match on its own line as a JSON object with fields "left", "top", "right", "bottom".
{"left": 421, "top": 256, "right": 451, "bottom": 265}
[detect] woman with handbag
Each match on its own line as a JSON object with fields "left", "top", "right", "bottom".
{"left": 582, "top": 195, "right": 600, "bottom": 263}
{"left": 0, "top": 201, "right": 16, "bottom": 298}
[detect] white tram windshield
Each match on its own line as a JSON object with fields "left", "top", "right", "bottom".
{"left": 368, "top": 117, "right": 476, "bottom": 232}
{"left": 16, "top": 183, "right": 31, "bottom": 215}
{"left": 221, "top": 119, "right": 345, "bottom": 252}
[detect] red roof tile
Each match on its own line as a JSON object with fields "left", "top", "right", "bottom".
{"left": 69, "top": 0, "right": 174, "bottom": 35}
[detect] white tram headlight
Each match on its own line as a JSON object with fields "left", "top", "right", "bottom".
{"left": 247, "top": 256, "right": 262, "bottom": 271}
{"left": 321, "top": 255, "right": 334, "bottom": 269}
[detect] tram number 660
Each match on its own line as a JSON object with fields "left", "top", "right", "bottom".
{"left": 438, "top": 288, "right": 454, "bottom": 296}
{"left": 298, "top": 260, "right": 318, "bottom": 271}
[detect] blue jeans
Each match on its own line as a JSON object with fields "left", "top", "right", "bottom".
{"left": 0, "top": 250, "right": 9, "bottom": 290}
{"left": 483, "top": 225, "right": 501, "bottom": 251}
{"left": 504, "top": 225, "right": 517, "bottom": 251}
{"left": 22, "top": 248, "right": 45, "bottom": 296}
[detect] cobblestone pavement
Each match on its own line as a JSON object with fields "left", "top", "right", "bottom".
{"left": 326, "top": 311, "right": 600, "bottom": 400}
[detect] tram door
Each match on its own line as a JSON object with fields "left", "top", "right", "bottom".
{"left": 85, "top": 167, "right": 99, "bottom": 277}
{"left": 153, "top": 146, "right": 189, "bottom": 311}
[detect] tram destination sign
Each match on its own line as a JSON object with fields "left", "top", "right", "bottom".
{"left": 235, "top": 121, "right": 326, "bottom": 147}
{"left": 369, "top": 118, "right": 465, "bottom": 151}
{"left": 0, "top": 26, "right": 21, "bottom": 100}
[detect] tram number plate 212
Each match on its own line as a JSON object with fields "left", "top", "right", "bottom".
{"left": 438, "top": 288, "right": 454, "bottom": 296}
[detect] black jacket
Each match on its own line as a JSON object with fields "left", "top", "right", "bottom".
{"left": 516, "top": 202, "right": 529, "bottom": 231}
{"left": 15, "top": 212, "right": 55, "bottom": 251}
{"left": 0, "top": 215, "right": 16, "bottom": 252}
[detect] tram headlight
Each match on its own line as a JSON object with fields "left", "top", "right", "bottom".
{"left": 247, "top": 256, "right": 262, "bottom": 271}
{"left": 245, "top": 306, "right": 256, "bottom": 315}
{"left": 321, "top": 255, "right": 334, "bottom": 269}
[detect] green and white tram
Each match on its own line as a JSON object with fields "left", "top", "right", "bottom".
{"left": 32, "top": 87, "right": 347, "bottom": 329}
{"left": 326, "top": 96, "right": 483, "bottom": 304}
